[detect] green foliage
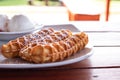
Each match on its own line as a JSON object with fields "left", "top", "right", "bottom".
{"left": 0, "top": 0, "right": 27, "bottom": 6}
{"left": 0, "top": 0, "right": 60, "bottom": 6}
{"left": 38, "top": 0, "right": 59, "bottom": 1}
{"left": 35, "top": 0, "right": 60, "bottom": 6}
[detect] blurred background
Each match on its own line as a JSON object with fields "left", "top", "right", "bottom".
{"left": 0, "top": 0, "right": 120, "bottom": 24}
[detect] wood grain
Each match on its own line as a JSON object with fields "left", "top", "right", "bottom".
{"left": 0, "top": 68, "right": 120, "bottom": 80}
{"left": 59, "top": 47, "right": 120, "bottom": 68}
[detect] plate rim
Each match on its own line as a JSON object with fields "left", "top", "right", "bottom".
{"left": 0, "top": 24, "right": 93, "bottom": 69}
{"left": 0, "top": 24, "right": 43, "bottom": 35}
{"left": 0, "top": 45, "right": 94, "bottom": 69}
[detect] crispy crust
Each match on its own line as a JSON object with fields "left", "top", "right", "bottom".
{"left": 19, "top": 32, "right": 88, "bottom": 63}
{"left": 1, "top": 28, "right": 55, "bottom": 58}
{"left": 1, "top": 28, "right": 72, "bottom": 58}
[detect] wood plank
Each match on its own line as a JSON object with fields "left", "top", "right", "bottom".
{"left": 72, "top": 21, "right": 120, "bottom": 32}
{"left": 0, "top": 68, "right": 120, "bottom": 80}
{"left": 56, "top": 47, "right": 120, "bottom": 69}
{"left": 39, "top": 22, "right": 120, "bottom": 32}
{"left": 88, "top": 33, "right": 120, "bottom": 46}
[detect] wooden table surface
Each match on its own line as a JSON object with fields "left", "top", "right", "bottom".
{"left": 0, "top": 21, "right": 120, "bottom": 80}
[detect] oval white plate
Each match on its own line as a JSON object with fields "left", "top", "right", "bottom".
{"left": 0, "top": 44, "right": 93, "bottom": 69}
{"left": 0, "top": 24, "right": 93, "bottom": 69}
{"left": 0, "top": 24, "right": 43, "bottom": 41}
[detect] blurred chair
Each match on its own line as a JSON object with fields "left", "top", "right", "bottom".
{"left": 61, "top": 0, "right": 101, "bottom": 21}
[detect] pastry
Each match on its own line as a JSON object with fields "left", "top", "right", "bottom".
{"left": 1, "top": 28, "right": 55, "bottom": 58}
{"left": 19, "top": 32, "right": 88, "bottom": 63}
{"left": 1, "top": 28, "right": 72, "bottom": 59}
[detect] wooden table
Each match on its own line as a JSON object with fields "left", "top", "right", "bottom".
{"left": 0, "top": 21, "right": 120, "bottom": 80}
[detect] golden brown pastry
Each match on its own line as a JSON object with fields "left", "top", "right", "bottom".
{"left": 1, "top": 28, "right": 72, "bottom": 59}
{"left": 1, "top": 28, "right": 55, "bottom": 58}
{"left": 19, "top": 32, "right": 88, "bottom": 63}
{"left": 19, "top": 29, "right": 72, "bottom": 62}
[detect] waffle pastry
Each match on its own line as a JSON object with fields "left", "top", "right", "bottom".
{"left": 1, "top": 28, "right": 55, "bottom": 58}
{"left": 19, "top": 32, "right": 88, "bottom": 63}
{"left": 1, "top": 28, "right": 72, "bottom": 58}
{"left": 19, "top": 29, "right": 72, "bottom": 61}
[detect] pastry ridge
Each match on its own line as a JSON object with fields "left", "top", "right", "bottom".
{"left": 19, "top": 29, "right": 72, "bottom": 61}
{"left": 1, "top": 28, "right": 55, "bottom": 58}
{"left": 19, "top": 32, "right": 88, "bottom": 63}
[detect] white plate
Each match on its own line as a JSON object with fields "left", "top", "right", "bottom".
{"left": 0, "top": 44, "right": 93, "bottom": 69}
{"left": 0, "top": 24, "right": 43, "bottom": 41}
{"left": 0, "top": 24, "right": 93, "bottom": 69}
